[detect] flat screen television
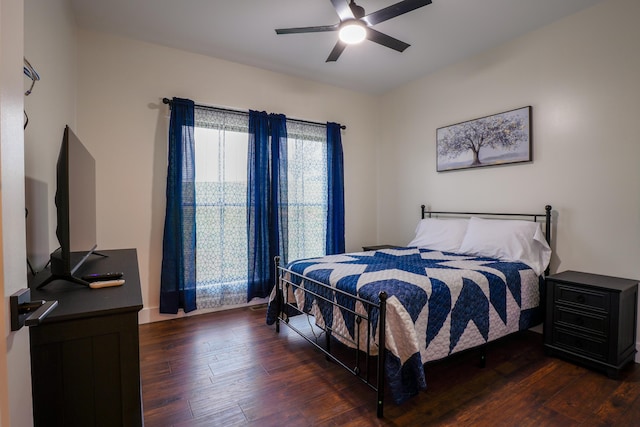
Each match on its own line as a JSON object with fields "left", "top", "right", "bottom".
{"left": 37, "top": 125, "right": 99, "bottom": 288}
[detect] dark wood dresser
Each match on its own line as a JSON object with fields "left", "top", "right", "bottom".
{"left": 544, "top": 270, "right": 638, "bottom": 378}
{"left": 28, "top": 248, "right": 143, "bottom": 426}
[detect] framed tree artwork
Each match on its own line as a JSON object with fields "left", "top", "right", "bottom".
{"left": 436, "top": 106, "right": 532, "bottom": 172}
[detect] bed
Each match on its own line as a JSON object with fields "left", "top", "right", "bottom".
{"left": 266, "top": 205, "right": 552, "bottom": 417}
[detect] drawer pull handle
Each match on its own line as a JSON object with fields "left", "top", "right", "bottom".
{"left": 576, "top": 295, "right": 586, "bottom": 304}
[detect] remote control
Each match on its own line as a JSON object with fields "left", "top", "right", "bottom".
{"left": 89, "top": 279, "right": 125, "bottom": 289}
{"left": 81, "top": 272, "right": 123, "bottom": 282}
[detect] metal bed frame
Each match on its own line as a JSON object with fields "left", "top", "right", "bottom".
{"left": 272, "top": 204, "right": 552, "bottom": 418}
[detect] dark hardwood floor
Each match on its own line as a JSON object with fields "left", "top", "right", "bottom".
{"left": 139, "top": 306, "right": 640, "bottom": 426}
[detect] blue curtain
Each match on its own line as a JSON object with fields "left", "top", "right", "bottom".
{"left": 270, "top": 114, "right": 289, "bottom": 274}
{"left": 247, "top": 111, "right": 288, "bottom": 301}
{"left": 160, "top": 97, "right": 197, "bottom": 313}
{"left": 326, "top": 122, "right": 345, "bottom": 255}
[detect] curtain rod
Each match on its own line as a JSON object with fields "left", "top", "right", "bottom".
{"left": 162, "top": 97, "right": 346, "bottom": 130}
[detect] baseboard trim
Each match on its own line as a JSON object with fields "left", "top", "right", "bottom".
{"left": 138, "top": 297, "right": 268, "bottom": 324}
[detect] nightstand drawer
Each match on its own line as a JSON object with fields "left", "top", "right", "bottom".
{"left": 554, "top": 284, "right": 609, "bottom": 312}
{"left": 555, "top": 306, "right": 608, "bottom": 335}
{"left": 553, "top": 328, "right": 607, "bottom": 361}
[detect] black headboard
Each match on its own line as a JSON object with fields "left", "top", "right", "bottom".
{"left": 421, "top": 204, "right": 553, "bottom": 247}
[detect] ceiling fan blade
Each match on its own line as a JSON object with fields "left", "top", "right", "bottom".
{"left": 326, "top": 40, "right": 347, "bottom": 62}
{"left": 363, "top": 0, "right": 432, "bottom": 26}
{"left": 366, "top": 28, "right": 410, "bottom": 52}
{"left": 275, "top": 24, "right": 339, "bottom": 35}
{"left": 330, "top": 0, "right": 355, "bottom": 21}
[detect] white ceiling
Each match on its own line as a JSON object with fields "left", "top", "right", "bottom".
{"left": 70, "top": 0, "right": 603, "bottom": 94}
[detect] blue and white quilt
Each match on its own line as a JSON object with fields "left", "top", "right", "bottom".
{"left": 266, "top": 247, "right": 543, "bottom": 404}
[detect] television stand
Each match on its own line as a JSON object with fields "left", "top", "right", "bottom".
{"left": 35, "top": 272, "right": 89, "bottom": 289}
{"left": 36, "top": 250, "right": 110, "bottom": 289}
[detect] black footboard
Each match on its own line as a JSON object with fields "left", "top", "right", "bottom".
{"left": 273, "top": 256, "right": 388, "bottom": 418}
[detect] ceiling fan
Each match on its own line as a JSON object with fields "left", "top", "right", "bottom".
{"left": 275, "top": 0, "right": 433, "bottom": 62}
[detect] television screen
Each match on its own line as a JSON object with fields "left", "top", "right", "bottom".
{"left": 37, "top": 125, "right": 98, "bottom": 288}
{"left": 66, "top": 126, "right": 97, "bottom": 273}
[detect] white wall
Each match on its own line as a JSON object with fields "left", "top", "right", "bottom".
{"left": 379, "top": 0, "right": 640, "bottom": 280}
{"left": 24, "top": 0, "right": 78, "bottom": 269}
{"left": 1, "top": 0, "right": 30, "bottom": 425}
{"left": 75, "top": 31, "right": 379, "bottom": 323}
{"left": 378, "top": 0, "right": 640, "bottom": 356}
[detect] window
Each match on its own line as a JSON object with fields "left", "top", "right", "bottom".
{"left": 194, "top": 107, "right": 249, "bottom": 309}
{"left": 286, "top": 121, "right": 328, "bottom": 262}
{"left": 193, "top": 108, "right": 329, "bottom": 309}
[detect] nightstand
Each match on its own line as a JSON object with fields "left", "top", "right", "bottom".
{"left": 544, "top": 270, "right": 638, "bottom": 378}
{"left": 362, "top": 244, "right": 399, "bottom": 251}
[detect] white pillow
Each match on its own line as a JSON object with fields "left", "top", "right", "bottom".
{"left": 457, "top": 217, "right": 551, "bottom": 276}
{"left": 407, "top": 218, "right": 469, "bottom": 253}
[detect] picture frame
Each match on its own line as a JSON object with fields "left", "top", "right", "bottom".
{"left": 436, "top": 106, "right": 532, "bottom": 172}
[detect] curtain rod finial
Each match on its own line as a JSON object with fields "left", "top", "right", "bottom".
{"left": 162, "top": 97, "right": 171, "bottom": 105}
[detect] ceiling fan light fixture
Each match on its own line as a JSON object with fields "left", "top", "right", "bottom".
{"left": 338, "top": 20, "right": 367, "bottom": 44}
{"left": 274, "top": 0, "right": 433, "bottom": 62}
